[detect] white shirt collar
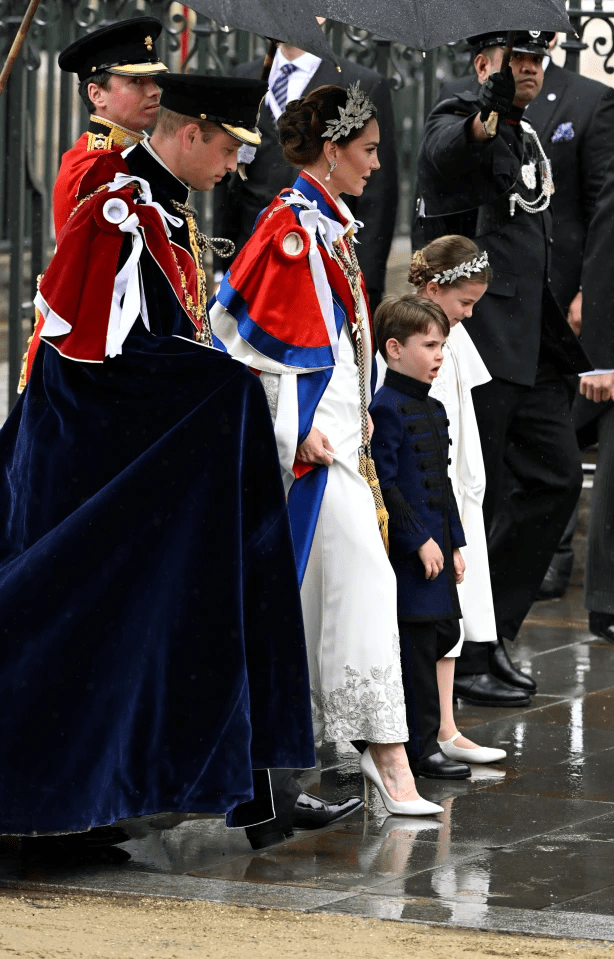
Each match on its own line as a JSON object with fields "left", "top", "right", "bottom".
{"left": 275, "top": 47, "right": 321, "bottom": 74}
{"left": 266, "top": 47, "right": 322, "bottom": 121}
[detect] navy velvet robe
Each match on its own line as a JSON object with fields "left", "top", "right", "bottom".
{"left": 0, "top": 147, "right": 315, "bottom": 836}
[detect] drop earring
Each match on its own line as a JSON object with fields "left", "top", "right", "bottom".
{"left": 325, "top": 160, "right": 337, "bottom": 182}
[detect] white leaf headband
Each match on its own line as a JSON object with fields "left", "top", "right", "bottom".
{"left": 431, "top": 252, "right": 490, "bottom": 284}
{"left": 321, "top": 81, "right": 376, "bottom": 142}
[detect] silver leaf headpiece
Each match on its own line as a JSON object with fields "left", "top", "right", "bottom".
{"left": 321, "top": 81, "right": 376, "bottom": 142}
{"left": 432, "top": 252, "right": 490, "bottom": 284}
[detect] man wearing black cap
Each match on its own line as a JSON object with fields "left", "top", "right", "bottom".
{"left": 121, "top": 74, "right": 364, "bottom": 845}
{"left": 0, "top": 74, "right": 322, "bottom": 861}
{"left": 19, "top": 18, "right": 168, "bottom": 393}
{"left": 435, "top": 37, "right": 614, "bottom": 606}
{"left": 0, "top": 72, "right": 362, "bottom": 858}
{"left": 416, "top": 31, "right": 592, "bottom": 707}
{"left": 53, "top": 17, "right": 167, "bottom": 235}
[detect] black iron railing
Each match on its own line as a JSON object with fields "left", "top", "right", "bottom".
{"left": 0, "top": 1, "right": 612, "bottom": 407}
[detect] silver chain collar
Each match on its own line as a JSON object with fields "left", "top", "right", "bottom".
{"left": 508, "top": 123, "right": 553, "bottom": 218}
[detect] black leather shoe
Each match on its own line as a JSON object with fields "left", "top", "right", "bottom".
{"left": 589, "top": 611, "right": 614, "bottom": 643}
{"left": 20, "top": 832, "right": 132, "bottom": 864}
{"left": 292, "top": 792, "right": 364, "bottom": 829}
{"left": 489, "top": 638, "right": 537, "bottom": 692}
{"left": 418, "top": 750, "right": 471, "bottom": 779}
{"left": 245, "top": 824, "right": 293, "bottom": 850}
{"left": 453, "top": 672, "right": 532, "bottom": 706}
{"left": 535, "top": 566, "right": 570, "bottom": 601}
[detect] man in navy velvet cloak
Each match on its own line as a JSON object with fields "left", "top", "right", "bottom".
{"left": 0, "top": 74, "right": 316, "bottom": 856}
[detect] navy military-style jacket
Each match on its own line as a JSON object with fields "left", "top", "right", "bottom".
{"left": 370, "top": 368, "right": 465, "bottom": 622}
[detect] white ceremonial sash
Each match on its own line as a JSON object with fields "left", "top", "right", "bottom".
{"left": 281, "top": 190, "right": 364, "bottom": 364}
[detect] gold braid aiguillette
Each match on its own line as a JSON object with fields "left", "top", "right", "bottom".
{"left": 171, "top": 199, "right": 235, "bottom": 346}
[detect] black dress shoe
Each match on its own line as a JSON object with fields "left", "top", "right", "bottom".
{"left": 418, "top": 750, "right": 470, "bottom": 780}
{"left": 20, "top": 832, "right": 132, "bottom": 864}
{"left": 292, "top": 792, "right": 364, "bottom": 829}
{"left": 453, "top": 672, "right": 532, "bottom": 707}
{"left": 535, "top": 566, "right": 569, "bottom": 601}
{"left": 489, "top": 638, "right": 537, "bottom": 692}
{"left": 245, "top": 824, "right": 293, "bottom": 850}
{"left": 589, "top": 611, "right": 614, "bottom": 643}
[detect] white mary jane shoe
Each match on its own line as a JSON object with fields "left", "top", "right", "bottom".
{"left": 438, "top": 732, "right": 506, "bottom": 764}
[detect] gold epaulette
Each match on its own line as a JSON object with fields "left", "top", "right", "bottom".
{"left": 86, "top": 116, "right": 144, "bottom": 152}
{"left": 87, "top": 130, "right": 113, "bottom": 151}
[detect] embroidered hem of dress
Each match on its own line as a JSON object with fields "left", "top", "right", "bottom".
{"left": 310, "top": 633, "right": 408, "bottom": 745}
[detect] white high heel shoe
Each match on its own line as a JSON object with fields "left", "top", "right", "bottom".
{"left": 360, "top": 747, "right": 443, "bottom": 816}
{"left": 438, "top": 732, "right": 506, "bottom": 764}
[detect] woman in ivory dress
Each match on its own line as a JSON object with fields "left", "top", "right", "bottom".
{"left": 210, "top": 84, "right": 441, "bottom": 815}
{"left": 412, "top": 236, "right": 506, "bottom": 764}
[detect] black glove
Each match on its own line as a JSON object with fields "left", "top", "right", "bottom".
{"left": 478, "top": 66, "right": 516, "bottom": 121}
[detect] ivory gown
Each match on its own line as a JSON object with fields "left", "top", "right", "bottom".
{"left": 211, "top": 174, "right": 409, "bottom": 747}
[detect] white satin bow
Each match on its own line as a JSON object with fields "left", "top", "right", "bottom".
{"left": 106, "top": 173, "right": 183, "bottom": 236}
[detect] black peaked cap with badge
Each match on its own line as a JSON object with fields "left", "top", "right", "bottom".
{"left": 157, "top": 74, "right": 268, "bottom": 147}
{"left": 467, "top": 30, "right": 555, "bottom": 56}
{"left": 59, "top": 17, "right": 167, "bottom": 81}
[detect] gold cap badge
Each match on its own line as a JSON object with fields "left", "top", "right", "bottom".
{"left": 144, "top": 35, "right": 153, "bottom": 51}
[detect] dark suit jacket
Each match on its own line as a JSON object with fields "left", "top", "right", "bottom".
{"left": 438, "top": 64, "right": 614, "bottom": 314}
{"left": 574, "top": 154, "right": 614, "bottom": 443}
{"left": 417, "top": 91, "right": 591, "bottom": 386}
{"left": 213, "top": 57, "right": 398, "bottom": 302}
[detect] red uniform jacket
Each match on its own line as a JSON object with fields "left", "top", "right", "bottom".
{"left": 20, "top": 118, "right": 144, "bottom": 388}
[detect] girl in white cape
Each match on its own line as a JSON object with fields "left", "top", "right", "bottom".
{"left": 410, "top": 235, "right": 506, "bottom": 764}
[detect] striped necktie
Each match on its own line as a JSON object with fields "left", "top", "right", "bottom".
{"left": 270, "top": 63, "right": 298, "bottom": 112}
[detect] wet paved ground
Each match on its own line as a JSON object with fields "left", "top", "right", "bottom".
{"left": 1, "top": 585, "right": 613, "bottom": 941}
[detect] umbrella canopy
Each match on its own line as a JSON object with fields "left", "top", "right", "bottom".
{"left": 186, "top": 0, "right": 338, "bottom": 65}
{"left": 314, "top": 0, "right": 572, "bottom": 49}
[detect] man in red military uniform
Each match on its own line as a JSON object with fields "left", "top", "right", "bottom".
{"left": 53, "top": 16, "right": 167, "bottom": 234}
{"left": 20, "top": 17, "right": 168, "bottom": 390}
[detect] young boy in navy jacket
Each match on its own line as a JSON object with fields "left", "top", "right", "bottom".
{"left": 370, "top": 294, "right": 470, "bottom": 780}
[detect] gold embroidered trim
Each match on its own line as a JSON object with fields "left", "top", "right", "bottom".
{"left": 86, "top": 118, "right": 144, "bottom": 152}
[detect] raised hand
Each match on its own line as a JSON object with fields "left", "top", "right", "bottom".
{"left": 478, "top": 65, "right": 516, "bottom": 122}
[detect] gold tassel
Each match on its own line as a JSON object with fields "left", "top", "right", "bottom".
{"left": 359, "top": 452, "right": 389, "bottom": 554}
{"left": 18, "top": 329, "right": 36, "bottom": 394}
{"left": 18, "top": 282, "right": 45, "bottom": 393}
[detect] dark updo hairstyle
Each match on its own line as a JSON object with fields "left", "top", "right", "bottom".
{"left": 278, "top": 84, "right": 377, "bottom": 168}
{"left": 409, "top": 235, "right": 492, "bottom": 289}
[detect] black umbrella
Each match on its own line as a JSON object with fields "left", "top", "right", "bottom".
{"left": 314, "top": 0, "right": 571, "bottom": 48}
{"left": 185, "top": 0, "right": 338, "bottom": 66}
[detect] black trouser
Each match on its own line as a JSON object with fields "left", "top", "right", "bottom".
{"left": 471, "top": 364, "right": 582, "bottom": 641}
{"left": 545, "top": 501, "right": 579, "bottom": 581}
{"left": 399, "top": 621, "right": 459, "bottom": 764}
{"left": 585, "top": 402, "right": 614, "bottom": 614}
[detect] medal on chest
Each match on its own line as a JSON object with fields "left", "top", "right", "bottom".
{"left": 509, "top": 123, "right": 554, "bottom": 217}
{"left": 521, "top": 160, "right": 537, "bottom": 190}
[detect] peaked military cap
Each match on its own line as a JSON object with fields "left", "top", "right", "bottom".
{"left": 157, "top": 74, "right": 268, "bottom": 147}
{"left": 59, "top": 17, "right": 168, "bottom": 81}
{"left": 468, "top": 30, "right": 555, "bottom": 56}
